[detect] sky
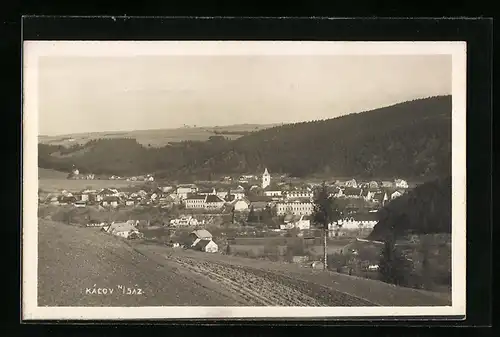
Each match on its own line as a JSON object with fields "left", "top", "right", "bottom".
{"left": 38, "top": 54, "right": 451, "bottom": 136}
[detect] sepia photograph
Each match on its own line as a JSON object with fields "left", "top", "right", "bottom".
{"left": 22, "top": 41, "right": 466, "bottom": 320}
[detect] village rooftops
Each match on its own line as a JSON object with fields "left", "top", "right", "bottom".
{"left": 282, "top": 198, "right": 312, "bottom": 203}
{"left": 343, "top": 187, "right": 362, "bottom": 196}
{"left": 247, "top": 195, "right": 272, "bottom": 202}
{"left": 194, "top": 239, "right": 213, "bottom": 250}
{"left": 191, "top": 229, "right": 213, "bottom": 239}
{"left": 205, "top": 194, "right": 224, "bottom": 203}
{"left": 346, "top": 212, "right": 379, "bottom": 222}
{"left": 185, "top": 194, "right": 206, "bottom": 200}
{"left": 106, "top": 222, "right": 138, "bottom": 234}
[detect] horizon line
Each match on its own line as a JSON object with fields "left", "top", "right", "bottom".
{"left": 38, "top": 94, "right": 451, "bottom": 138}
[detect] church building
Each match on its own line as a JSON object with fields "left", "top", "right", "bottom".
{"left": 262, "top": 168, "right": 271, "bottom": 189}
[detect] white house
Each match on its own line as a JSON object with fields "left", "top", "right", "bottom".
{"left": 73, "top": 200, "right": 86, "bottom": 208}
{"left": 394, "top": 179, "right": 409, "bottom": 189}
{"left": 176, "top": 184, "right": 198, "bottom": 200}
{"left": 262, "top": 168, "right": 271, "bottom": 189}
{"left": 205, "top": 194, "right": 225, "bottom": 210}
{"left": 330, "top": 213, "right": 378, "bottom": 231}
{"left": 105, "top": 221, "right": 141, "bottom": 239}
{"left": 194, "top": 239, "right": 219, "bottom": 253}
{"left": 232, "top": 199, "right": 250, "bottom": 212}
{"left": 170, "top": 216, "right": 199, "bottom": 227}
{"left": 286, "top": 190, "right": 314, "bottom": 200}
{"left": 276, "top": 199, "right": 314, "bottom": 216}
{"left": 344, "top": 179, "right": 358, "bottom": 188}
{"left": 264, "top": 189, "right": 283, "bottom": 198}
{"left": 185, "top": 195, "right": 207, "bottom": 209}
{"left": 102, "top": 196, "right": 120, "bottom": 208}
{"left": 189, "top": 229, "right": 213, "bottom": 247}
{"left": 361, "top": 189, "right": 376, "bottom": 202}
{"left": 390, "top": 190, "right": 404, "bottom": 200}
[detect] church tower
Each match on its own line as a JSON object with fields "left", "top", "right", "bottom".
{"left": 262, "top": 168, "right": 271, "bottom": 189}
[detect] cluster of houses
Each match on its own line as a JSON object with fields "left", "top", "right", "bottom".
{"left": 67, "top": 167, "right": 155, "bottom": 182}
{"left": 44, "top": 167, "right": 411, "bottom": 235}
{"left": 97, "top": 220, "right": 219, "bottom": 253}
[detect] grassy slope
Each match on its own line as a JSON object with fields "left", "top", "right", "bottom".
{"left": 38, "top": 220, "right": 242, "bottom": 306}
{"left": 37, "top": 219, "right": 450, "bottom": 307}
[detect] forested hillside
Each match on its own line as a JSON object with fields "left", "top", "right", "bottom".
{"left": 368, "top": 176, "right": 452, "bottom": 241}
{"left": 38, "top": 95, "right": 452, "bottom": 180}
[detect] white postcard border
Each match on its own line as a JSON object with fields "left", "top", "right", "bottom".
{"left": 22, "top": 41, "right": 467, "bottom": 320}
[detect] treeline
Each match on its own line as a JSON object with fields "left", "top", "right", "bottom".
{"left": 38, "top": 96, "right": 451, "bottom": 180}
{"left": 368, "top": 175, "right": 452, "bottom": 241}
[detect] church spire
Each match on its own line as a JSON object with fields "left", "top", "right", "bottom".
{"left": 262, "top": 167, "right": 270, "bottom": 189}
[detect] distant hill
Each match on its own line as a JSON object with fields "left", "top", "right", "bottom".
{"left": 178, "top": 95, "right": 451, "bottom": 179}
{"left": 38, "top": 123, "right": 279, "bottom": 148}
{"left": 38, "top": 96, "right": 451, "bottom": 180}
{"left": 368, "top": 176, "right": 452, "bottom": 241}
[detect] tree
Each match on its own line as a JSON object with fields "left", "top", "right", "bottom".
{"left": 378, "top": 237, "right": 413, "bottom": 286}
{"left": 247, "top": 206, "right": 257, "bottom": 223}
{"left": 312, "top": 182, "right": 342, "bottom": 270}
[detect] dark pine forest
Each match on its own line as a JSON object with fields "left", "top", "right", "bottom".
{"left": 38, "top": 95, "right": 452, "bottom": 181}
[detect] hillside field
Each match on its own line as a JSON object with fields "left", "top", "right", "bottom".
{"left": 39, "top": 123, "right": 277, "bottom": 148}
{"left": 37, "top": 218, "right": 451, "bottom": 307}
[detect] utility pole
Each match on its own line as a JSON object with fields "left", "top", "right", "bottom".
{"left": 323, "top": 225, "right": 328, "bottom": 270}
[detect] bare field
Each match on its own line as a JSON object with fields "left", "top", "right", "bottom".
{"left": 38, "top": 123, "right": 278, "bottom": 147}
{"left": 36, "top": 219, "right": 451, "bottom": 307}
{"left": 39, "top": 178, "right": 142, "bottom": 192}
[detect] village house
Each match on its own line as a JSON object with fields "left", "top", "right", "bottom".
{"left": 176, "top": 184, "right": 198, "bottom": 200}
{"left": 58, "top": 195, "right": 77, "bottom": 205}
{"left": 205, "top": 194, "right": 225, "bottom": 210}
{"left": 380, "top": 181, "right": 394, "bottom": 188}
{"left": 368, "top": 181, "right": 379, "bottom": 189}
{"left": 184, "top": 193, "right": 225, "bottom": 210}
{"left": 343, "top": 187, "right": 363, "bottom": 199}
{"left": 232, "top": 198, "right": 251, "bottom": 212}
{"left": 281, "top": 214, "right": 311, "bottom": 230}
{"left": 217, "top": 186, "right": 246, "bottom": 200}
{"left": 361, "top": 189, "right": 377, "bottom": 202}
{"left": 169, "top": 216, "right": 199, "bottom": 227}
{"left": 263, "top": 189, "right": 283, "bottom": 198}
{"left": 286, "top": 189, "right": 314, "bottom": 200}
{"left": 247, "top": 196, "right": 273, "bottom": 211}
{"left": 162, "top": 186, "right": 174, "bottom": 193}
{"left": 102, "top": 196, "right": 120, "bottom": 208}
{"left": 184, "top": 195, "right": 206, "bottom": 209}
{"left": 394, "top": 179, "right": 409, "bottom": 189}
{"left": 336, "top": 212, "right": 379, "bottom": 230}
{"left": 344, "top": 179, "right": 358, "bottom": 188}
{"left": 330, "top": 186, "right": 344, "bottom": 198}
{"left": 105, "top": 221, "right": 142, "bottom": 239}
{"left": 373, "top": 191, "right": 389, "bottom": 205}
{"left": 194, "top": 239, "right": 219, "bottom": 253}
{"left": 73, "top": 200, "right": 87, "bottom": 208}
{"left": 125, "top": 198, "right": 136, "bottom": 206}
{"left": 276, "top": 198, "right": 314, "bottom": 216}
{"left": 96, "top": 188, "right": 119, "bottom": 202}
{"left": 198, "top": 187, "right": 216, "bottom": 196}
{"left": 189, "top": 229, "right": 213, "bottom": 247}
{"left": 390, "top": 190, "right": 405, "bottom": 200}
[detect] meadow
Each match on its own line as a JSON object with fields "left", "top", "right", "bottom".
{"left": 39, "top": 123, "right": 277, "bottom": 147}
{"left": 39, "top": 177, "right": 142, "bottom": 192}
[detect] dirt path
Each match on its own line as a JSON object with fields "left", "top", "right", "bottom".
{"left": 169, "top": 256, "right": 327, "bottom": 306}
